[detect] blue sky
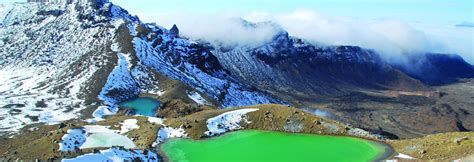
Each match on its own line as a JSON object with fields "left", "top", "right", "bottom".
{"left": 3, "top": 0, "right": 472, "bottom": 25}
{"left": 108, "top": 0, "right": 472, "bottom": 25}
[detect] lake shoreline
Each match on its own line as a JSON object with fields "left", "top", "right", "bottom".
{"left": 119, "top": 97, "right": 161, "bottom": 116}
{"left": 159, "top": 129, "right": 395, "bottom": 162}
{"left": 370, "top": 140, "right": 396, "bottom": 162}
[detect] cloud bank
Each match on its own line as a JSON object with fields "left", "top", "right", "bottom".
{"left": 138, "top": 12, "right": 280, "bottom": 47}
{"left": 137, "top": 10, "right": 473, "bottom": 64}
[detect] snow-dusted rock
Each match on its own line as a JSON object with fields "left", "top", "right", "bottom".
{"left": 132, "top": 33, "right": 278, "bottom": 108}
{"left": 205, "top": 108, "right": 259, "bottom": 136}
{"left": 60, "top": 128, "right": 86, "bottom": 151}
{"left": 154, "top": 126, "right": 187, "bottom": 145}
{"left": 187, "top": 91, "right": 210, "bottom": 105}
{"left": 98, "top": 53, "right": 140, "bottom": 107}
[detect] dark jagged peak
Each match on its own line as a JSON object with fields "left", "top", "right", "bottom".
{"left": 251, "top": 34, "right": 383, "bottom": 66}
{"left": 234, "top": 22, "right": 382, "bottom": 65}
{"left": 170, "top": 24, "right": 179, "bottom": 38}
{"left": 253, "top": 31, "right": 295, "bottom": 58}
{"left": 269, "top": 31, "right": 292, "bottom": 49}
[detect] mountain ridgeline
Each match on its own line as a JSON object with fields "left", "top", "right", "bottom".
{"left": 0, "top": 0, "right": 473, "bottom": 138}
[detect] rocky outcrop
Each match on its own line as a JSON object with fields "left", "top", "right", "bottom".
{"left": 169, "top": 24, "right": 179, "bottom": 38}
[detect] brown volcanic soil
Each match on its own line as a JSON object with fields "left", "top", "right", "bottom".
{"left": 0, "top": 120, "right": 84, "bottom": 161}
{"left": 388, "top": 132, "right": 474, "bottom": 161}
{"left": 297, "top": 79, "right": 474, "bottom": 139}
{"left": 0, "top": 105, "right": 353, "bottom": 160}
{"left": 164, "top": 104, "right": 352, "bottom": 140}
{"left": 0, "top": 114, "right": 160, "bottom": 161}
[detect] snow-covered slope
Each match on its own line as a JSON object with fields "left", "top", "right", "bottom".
{"left": 0, "top": 1, "right": 117, "bottom": 134}
{"left": 205, "top": 108, "right": 259, "bottom": 136}
{"left": 0, "top": 0, "right": 279, "bottom": 134}
{"left": 130, "top": 23, "right": 278, "bottom": 107}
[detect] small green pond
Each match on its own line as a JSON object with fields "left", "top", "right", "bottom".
{"left": 162, "top": 130, "right": 390, "bottom": 162}
{"left": 119, "top": 97, "right": 160, "bottom": 116}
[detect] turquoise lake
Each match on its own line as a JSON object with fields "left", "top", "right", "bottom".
{"left": 119, "top": 97, "right": 160, "bottom": 116}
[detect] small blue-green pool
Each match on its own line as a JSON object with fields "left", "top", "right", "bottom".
{"left": 119, "top": 97, "right": 160, "bottom": 116}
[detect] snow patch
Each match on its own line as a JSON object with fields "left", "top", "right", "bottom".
{"left": 120, "top": 119, "right": 139, "bottom": 134}
{"left": 83, "top": 125, "right": 118, "bottom": 134}
{"left": 154, "top": 127, "right": 187, "bottom": 146}
{"left": 147, "top": 117, "right": 164, "bottom": 125}
{"left": 149, "top": 90, "right": 166, "bottom": 96}
{"left": 0, "top": 68, "right": 84, "bottom": 134}
{"left": 187, "top": 91, "right": 210, "bottom": 105}
{"left": 60, "top": 129, "right": 86, "bottom": 151}
{"left": 60, "top": 125, "right": 136, "bottom": 151}
{"left": 0, "top": 4, "right": 13, "bottom": 26}
{"left": 205, "top": 108, "right": 259, "bottom": 136}
{"left": 81, "top": 132, "right": 136, "bottom": 149}
{"left": 90, "top": 105, "right": 118, "bottom": 122}
{"left": 395, "top": 153, "right": 416, "bottom": 159}
{"left": 62, "top": 147, "right": 159, "bottom": 162}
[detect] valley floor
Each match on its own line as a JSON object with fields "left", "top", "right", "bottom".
{"left": 0, "top": 104, "right": 472, "bottom": 161}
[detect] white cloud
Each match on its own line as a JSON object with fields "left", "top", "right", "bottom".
{"left": 138, "top": 11, "right": 280, "bottom": 47}
{"left": 138, "top": 9, "right": 473, "bottom": 64}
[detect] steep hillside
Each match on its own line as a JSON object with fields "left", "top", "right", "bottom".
{"left": 213, "top": 31, "right": 427, "bottom": 101}
{"left": 388, "top": 132, "right": 474, "bottom": 161}
{"left": 397, "top": 54, "right": 474, "bottom": 85}
{"left": 0, "top": 0, "right": 278, "bottom": 135}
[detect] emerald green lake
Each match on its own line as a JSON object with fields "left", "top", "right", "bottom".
{"left": 119, "top": 97, "right": 160, "bottom": 116}
{"left": 162, "top": 130, "right": 390, "bottom": 162}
